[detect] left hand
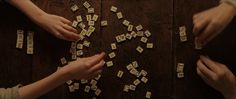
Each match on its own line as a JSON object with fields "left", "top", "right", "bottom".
{"left": 193, "top": 2, "right": 236, "bottom": 45}
{"left": 196, "top": 55, "right": 236, "bottom": 99}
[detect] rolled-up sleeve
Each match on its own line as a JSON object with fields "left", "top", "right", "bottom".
{"left": 221, "top": 0, "right": 236, "bottom": 8}
{"left": 0, "top": 85, "right": 21, "bottom": 99}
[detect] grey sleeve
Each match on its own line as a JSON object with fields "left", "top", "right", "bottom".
{"left": 0, "top": 85, "right": 21, "bottom": 99}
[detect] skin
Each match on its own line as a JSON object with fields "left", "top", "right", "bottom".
{"left": 19, "top": 52, "right": 105, "bottom": 99}
{"left": 193, "top": 2, "right": 236, "bottom": 45}
{"left": 7, "top": 0, "right": 80, "bottom": 41}
{"left": 196, "top": 56, "right": 236, "bottom": 99}
{"left": 193, "top": 2, "right": 236, "bottom": 99}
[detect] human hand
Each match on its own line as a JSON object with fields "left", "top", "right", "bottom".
{"left": 196, "top": 55, "right": 236, "bottom": 99}
{"left": 61, "top": 52, "right": 105, "bottom": 80}
{"left": 35, "top": 13, "right": 80, "bottom": 41}
{"left": 193, "top": 2, "right": 236, "bottom": 45}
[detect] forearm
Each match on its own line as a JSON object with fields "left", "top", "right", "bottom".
{"left": 7, "top": 0, "right": 47, "bottom": 23}
{"left": 18, "top": 69, "right": 70, "bottom": 99}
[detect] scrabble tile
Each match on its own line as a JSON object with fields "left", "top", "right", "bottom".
{"left": 69, "top": 85, "right": 75, "bottom": 92}
{"left": 87, "top": 26, "right": 95, "bottom": 34}
{"left": 83, "top": 1, "right": 91, "bottom": 9}
{"left": 92, "top": 14, "right": 99, "bottom": 21}
{"left": 73, "top": 83, "right": 79, "bottom": 90}
{"left": 111, "top": 43, "right": 117, "bottom": 50}
{"left": 94, "top": 74, "right": 101, "bottom": 80}
{"left": 179, "top": 26, "right": 186, "bottom": 33}
{"left": 88, "top": 8, "right": 94, "bottom": 13}
{"left": 84, "top": 86, "right": 90, "bottom": 93}
{"left": 140, "top": 70, "right": 148, "bottom": 76}
{"left": 116, "top": 12, "right": 123, "bottom": 19}
{"left": 179, "top": 31, "right": 186, "bottom": 37}
{"left": 106, "top": 61, "right": 113, "bottom": 67}
{"left": 120, "top": 34, "right": 126, "bottom": 42}
{"left": 115, "top": 36, "right": 122, "bottom": 43}
{"left": 26, "top": 31, "right": 34, "bottom": 54}
{"left": 123, "top": 85, "right": 130, "bottom": 92}
{"left": 128, "top": 25, "right": 133, "bottom": 32}
{"left": 72, "top": 54, "right": 77, "bottom": 60}
{"left": 110, "top": 6, "right": 118, "bottom": 12}
{"left": 66, "top": 80, "right": 73, "bottom": 85}
{"left": 101, "top": 20, "right": 108, "bottom": 26}
{"left": 125, "top": 33, "right": 132, "bottom": 40}
{"left": 126, "top": 64, "right": 133, "bottom": 70}
{"left": 177, "top": 72, "right": 184, "bottom": 78}
{"left": 129, "top": 85, "right": 136, "bottom": 91}
{"left": 146, "top": 91, "right": 151, "bottom": 98}
{"left": 95, "top": 89, "right": 102, "bottom": 96}
{"left": 71, "top": 4, "right": 79, "bottom": 12}
{"left": 72, "top": 20, "right": 78, "bottom": 28}
{"left": 77, "top": 44, "right": 83, "bottom": 49}
{"left": 83, "top": 40, "right": 90, "bottom": 47}
{"left": 81, "top": 79, "right": 88, "bottom": 84}
{"left": 195, "top": 38, "right": 202, "bottom": 50}
{"left": 180, "top": 36, "right": 187, "bottom": 42}
{"left": 16, "top": 30, "right": 24, "bottom": 49}
{"left": 123, "top": 20, "right": 130, "bottom": 26}
{"left": 136, "top": 46, "right": 144, "bottom": 53}
{"left": 132, "top": 61, "right": 139, "bottom": 68}
{"left": 91, "top": 85, "right": 98, "bottom": 91}
{"left": 133, "top": 79, "right": 141, "bottom": 86}
{"left": 137, "top": 31, "right": 144, "bottom": 37}
{"left": 71, "top": 42, "right": 77, "bottom": 48}
{"left": 176, "top": 63, "right": 184, "bottom": 73}
{"left": 108, "top": 52, "right": 116, "bottom": 59}
{"left": 141, "top": 77, "right": 148, "bottom": 83}
{"left": 131, "top": 31, "right": 137, "bottom": 38}
{"left": 60, "top": 57, "right": 67, "bottom": 65}
{"left": 117, "top": 70, "right": 124, "bottom": 78}
{"left": 76, "top": 15, "right": 82, "bottom": 22}
{"left": 144, "top": 30, "right": 152, "bottom": 37}
{"left": 146, "top": 43, "right": 154, "bottom": 49}
{"left": 77, "top": 50, "right": 83, "bottom": 56}
{"left": 80, "top": 29, "right": 87, "bottom": 36}
{"left": 78, "top": 22, "right": 86, "bottom": 29}
{"left": 141, "top": 37, "right": 148, "bottom": 43}
{"left": 90, "top": 79, "right": 97, "bottom": 85}
{"left": 136, "top": 25, "right": 143, "bottom": 31}
{"left": 86, "top": 15, "right": 92, "bottom": 21}
{"left": 130, "top": 68, "right": 138, "bottom": 76}
{"left": 88, "top": 21, "right": 95, "bottom": 26}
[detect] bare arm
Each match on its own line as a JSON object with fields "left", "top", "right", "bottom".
{"left": 7, "top": 0, "right": 80, "bottom": 41}
{"left": 18, "top": 52, "right": 105, "bottom": 99}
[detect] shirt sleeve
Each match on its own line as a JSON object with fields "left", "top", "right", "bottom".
{"left": 0, "top": 85, "right": 21, "bottom": 99}
{"left": 221, "top": 0, "right": 236, "bottom": 8}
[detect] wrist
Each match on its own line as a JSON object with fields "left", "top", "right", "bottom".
{"left": 56, "top": 66, "right": 72, "bottom": 82}
{"left": 220, "top": 2, "right": 236, "bottom": 16}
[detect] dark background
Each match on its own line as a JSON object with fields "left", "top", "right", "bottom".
{"left": 0, "top": 0, "right": 235, "bottom": 99}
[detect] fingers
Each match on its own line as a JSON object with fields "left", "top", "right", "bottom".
{"left": 199, "top": 55, "right": 221, "bottom": 73}
{"left": 196, "top": 66, "right": 212, "bottom": 85}
{"left": 62, "top": 23, "right": 78, "bottom": 34}
{"left": 86, "top": 52, "right": 106, "bottom": 66}
{"left": 193, "top": 17, "right": 209, "bottom": 36}
{"left": 197, "top": 59, "right": 216, "bottom": 80}
{"left": 86, "top": 70, "right": 102, "bottom": 80}
{"left": 57, "top": 26, "right": 80, "bottom": 41}
{"left": 197, "top": 22, "right": 217, "bottom": 45}
{"left": 59, "top": 16, "right": 72, "bottom": 25}
{"left": 87, "top": 60, "right": 105, "bottom": 74}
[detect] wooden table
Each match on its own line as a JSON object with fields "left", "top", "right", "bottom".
{"left": 0, "top": 0, "right": 235, "bottom": 99}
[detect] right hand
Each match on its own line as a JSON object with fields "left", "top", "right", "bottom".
{"left": 36, "top": 13, "right": 80, "bottom": 41}
{"left": 62, "top": 52, "right": 106, "bottom": 80}
{"left": 196, "top": 56, "right": 236, "bottom": 99}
